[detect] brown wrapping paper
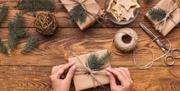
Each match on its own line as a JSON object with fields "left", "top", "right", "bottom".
{"left": 60, "top": 0, "right": 102, "bottom": 30}
{"left": 68, "top": 50, "right": 110, "bottom": 91}
{"left": 146, "top": 0, "right": 180, "bottom": 36}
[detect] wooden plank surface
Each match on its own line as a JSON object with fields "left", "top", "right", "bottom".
{"left": 0, "top": 0, "right": 180, "bottom": 91}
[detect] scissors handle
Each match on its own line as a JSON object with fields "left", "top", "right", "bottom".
{"left": 164, "top": 55, "right": 175, "bottom": 66}
{"left": 171, "top": 48, "right": 180, "bottom": 59}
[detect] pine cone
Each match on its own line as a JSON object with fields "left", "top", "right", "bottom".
{"left": 34, "top": 12, "right": 57, "bottom": 36}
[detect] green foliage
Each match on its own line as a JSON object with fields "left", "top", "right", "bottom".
{"left": 17, "top": 0, "right": 55, "bottom": 15}
{"left": 0, "top": 5, "right": 8, "bottom": 26}
{"left": 86, "top": 52, "right": 112, "bottom": 71}
{"left": 0, "top": 39, "right": 8, "bottom": 54}
{"left": 21, "top": 37, "right": 38, "bottom": 54}
{"left": 8, "top": 13, "right": 28, "bottom": 49}
{"left": 70, "top": 4, "right": 87, "bottom": 24}
{"left": 148, "top": 8, "right": 166, "bottom": 21}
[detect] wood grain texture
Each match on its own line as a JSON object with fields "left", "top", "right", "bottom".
{"left": 0, "top": 0, "right": 180, "bottom": 91}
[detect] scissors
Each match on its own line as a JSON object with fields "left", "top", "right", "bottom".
{"left": 139, "top": 23, "right": 180, "bottom": 66}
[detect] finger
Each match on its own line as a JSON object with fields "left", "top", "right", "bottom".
{"left": 106, "top": 71, "right": 117, "bottom": 88}
{"left": 53, "top": 65, "right": 64, "bottom": 74}
{"left": 119, "top": 67, "right": 131, "bottom": 80}
{"left": 51, "top": 65, "right": 62, "bottom": 75}
{"left": 65, "top": 65, "right": 76, "bottom": 83}
{"left": 107, "top": 68, "right": 126, "bottom": 85}
{"left": 54, "top": 62, "right": 75, "bottom": 79}
{"left": 51, "top": 66, "right": 58, "bottom": 74}
{"left": 115, "top": 68, "right": 131, "bottom": 83}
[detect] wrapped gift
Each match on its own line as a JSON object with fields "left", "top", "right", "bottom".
{"left": 68, "top": 49, "right": 111, "bottom": 91}
{"left": 146, "top": 0, "right": 180, "bottom": 36}
{"left": 60, "top": 0, "right": 102, "bottom": 30}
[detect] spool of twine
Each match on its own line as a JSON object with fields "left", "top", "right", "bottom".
{"left": 114, "top": 28, "right": 138, "bottom": 52}
{"left": 34, "top": 12, "right": 57, "bottom": 36}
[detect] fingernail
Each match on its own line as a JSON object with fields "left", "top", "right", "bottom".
{"left": 106, "top": 71, "right": 110, "bottom": 75}
{"left": 72, "top": 65, "right": 76, "bottom": 70}
{"left": 106, "top": 67, "right": 111, "bottom": 70}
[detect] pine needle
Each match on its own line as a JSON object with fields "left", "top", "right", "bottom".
{"left": 148, "top": 8, "right": 166, "bottom": 21}
{"left": 86, "top": 52, "right": 112, "bottom": 71}
{"left": 0, "top": 5, "right": 8, "bottom": 26}
{"left": 8, "top": 28, "right": 19, "bottom": 49}
{"left": 17, "top": 0, "right": 55, "bottom": 16}
{"left": 0, "top": 39, "right": 8, "bottom": 54}
{"left": 70, "top": 4, "right": 87, "bottom": 24}
{"left": 21, "top": 37, "right": 38, "bottom": 54}
{"left": 8, "top": 13, "right": 28, "bottom": 49}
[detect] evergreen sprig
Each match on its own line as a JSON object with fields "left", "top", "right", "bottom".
{"left": 17, "top": 0, "right": 55, "bottom": 15}
{"left": 0, "top": 5, "right": 8, "bottom": 26}
{"left": 70, "top": 4, "right": 87, "bottom": 24}
{"left": 86, "top": 52, "right": 112, "bottom": 71}
{"left": 8, "top": 13, "right": 28, "bottom": 49}
{"left": 148, "top": 8, "right": 166, "bottom": 21}
{"left": 21, "top": 37, "right": 38, "bottom": 54}
{"left": 0, "top": 39, "right": 8, "bottom": 54}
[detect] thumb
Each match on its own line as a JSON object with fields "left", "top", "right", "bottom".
{"left": 65, "top": 65, "right": 76, "bottom": 84}
{"left": 107, "top": 71, "right": 117, "bottom": 89}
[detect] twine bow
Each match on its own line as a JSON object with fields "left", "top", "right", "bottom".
{"left": 155, "top": 0, "right": 179, "bottom": 32}
{"left": 71, "top": 52, "right": 109, "bottom": 90}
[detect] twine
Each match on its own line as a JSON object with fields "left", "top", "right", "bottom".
{"left": 133, "top": 38, "right": 172, "bottom": 69}
{"left": 114, "top": 28, "right": 138, "bottom": 52}
{"left": 155, "top": 0, "right": 179, "bottom": 32}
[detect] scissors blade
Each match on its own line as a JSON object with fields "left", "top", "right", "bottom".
{"left": 139, "top": 23, "right": 168, "bottom": 52}
{"left": 139, "top": 23, "right": 157, "bottom": 40}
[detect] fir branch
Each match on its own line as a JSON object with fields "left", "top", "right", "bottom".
{"left": 21, "top": 37, "right": 38, "bottom": 54}
{"left": 70, "top": 4, "right": 87, "bottom": 24}
{"left": 8, "top": 13, "right": 28, "bottom": 49}
{"left": 0, "top": 5, "right": 8, "bottom": 26}
{"left": 17, "top": 0, "right": 55, "bottom": 15}
{"left": 148, "top": 8, "right": 166, "bottom": 21}
{"left": 8, "top": 28, "right": 19, "bottom": 49}
{"left": 86, "top": 52, "right": 112, "bottom": 71}
{"left": 0, "top": 39, "right": 8, "bottom": 54}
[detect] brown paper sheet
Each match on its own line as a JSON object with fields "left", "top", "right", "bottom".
{"left": 68, "top": 50, "right": 110, "bottom": 91}
{"left": 146, "top": 0, "right": 180, "bottom": 36}
{"left": 60, "top": 0, "right": 102, "bottom": 30}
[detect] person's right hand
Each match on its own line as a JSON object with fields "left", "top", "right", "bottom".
{"left": 50, "top": 62, "right": 76, "bottom": 91}
{"left": 106, "top": 67, "right": 133, "bottom": 91}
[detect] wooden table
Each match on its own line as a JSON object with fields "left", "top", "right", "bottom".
{"left": 0, "top": 0, "right": 180, "bottom": 91}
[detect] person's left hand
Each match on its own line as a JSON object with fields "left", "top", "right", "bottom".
{"left": 50, "top": 62, "right": 76, "bottom": 91}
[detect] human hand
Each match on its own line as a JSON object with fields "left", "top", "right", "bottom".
{"left": 50, "top": 62, "right": 76, "bottom": 91}
{"left": 106, "top": 67, "right": 133, "bottom": 91}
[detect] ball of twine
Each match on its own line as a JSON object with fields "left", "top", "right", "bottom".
{"left": 114, "top": 28, "right": 138, "bottom": 52}
{"left": 34, "top": 12, "right": 57, "bottom": 36}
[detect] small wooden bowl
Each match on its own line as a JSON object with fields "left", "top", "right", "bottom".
{"left": 104, "top": 0, "right": 140, "bottom": 25}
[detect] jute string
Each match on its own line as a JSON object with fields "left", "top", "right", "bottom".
{"left": 133, "top": 38, "right": 172, "bottom": 69}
